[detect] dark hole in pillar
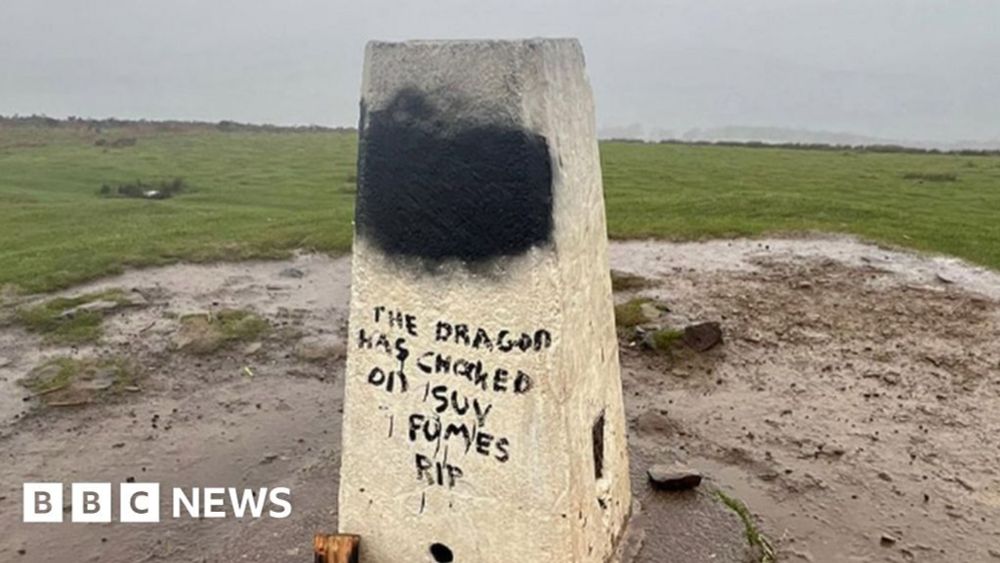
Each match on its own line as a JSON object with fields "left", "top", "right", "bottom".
{"left": 592, "top": 410, "right": 606, "bottom": 480}
{"left": 430, "top": 543, "right": 454, "bottom": 562}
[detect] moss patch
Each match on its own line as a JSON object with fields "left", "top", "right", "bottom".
{"left": 21, "top": 356, "right": 136, "bottom": 406}
{"left": 615, "top": 297, "right": 654, "bottom": 329}
{"left": 16, "top": 289, "right": 132, "bottom": 344}
{"left": 176, "top": 309, "right": 269, "bottom": 355}
{"left": 649, "top": 328, "right": 684, "bottom": 352}
{"left": 611, "top": 270, "right": 656, "bottom": 292}
{"left": 716, "top": 491, "right": 775, "bottom": 563}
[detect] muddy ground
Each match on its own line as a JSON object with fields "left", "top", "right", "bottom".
{"left": 1, "top": 236, "right": 999, "bottom": 562}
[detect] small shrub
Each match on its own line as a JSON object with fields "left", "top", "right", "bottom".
{"left": 110, "top": 137, "right": 137, "bottom": 148}
{"left": 94, "top": 137, "right": 137, "bottom": 148}
{"left": 99, "top": 177, "right": 188, "bottom": 200}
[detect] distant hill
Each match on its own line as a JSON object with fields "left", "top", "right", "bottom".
{"left": 599, "top": 124, "right": 1000, "bottom": 151}
{"left": 0, "top": 114, "right": 354, "bottom": 134}
{"left": 680, "top": 126, "right": 1000, "bottom": 152}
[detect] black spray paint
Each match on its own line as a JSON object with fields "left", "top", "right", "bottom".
{"left": 356, "top": 89, "right": 554, "bottom": 264}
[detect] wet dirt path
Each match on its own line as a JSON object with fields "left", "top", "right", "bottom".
{"left": 1, "top": 236, "right": 998, "bottom": 562}
{"left": 615, "top": 237, "right": 1000, "bottom": 562}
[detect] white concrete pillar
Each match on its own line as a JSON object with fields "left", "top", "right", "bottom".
{"left": 339, "top": 38, "right": 630, "bottom": 563}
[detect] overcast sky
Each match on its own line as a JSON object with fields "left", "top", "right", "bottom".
{"left": 2, "top": 0, "right": 998, "bottom": 144}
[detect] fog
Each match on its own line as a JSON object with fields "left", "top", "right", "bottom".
{"left": 2, "top": 0, "right": 998, "bottom": 145}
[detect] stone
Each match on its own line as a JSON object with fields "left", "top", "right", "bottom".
{"left": 683, "top": 321, "right": 723, "bottom": 352}
{"left": 338, "top": 39, "right": 630, "bottom": 563}
{"left": 279, "top": 267, "right": 305, "bottom": 279}
{"left": 648, "top": 464, "right": 703, "bottom": 491}
{"left": 880, "top": 533, "right": 898, "bottom": 546}
{"left": 294, "top": 336, "right": 345, "bottom": 362}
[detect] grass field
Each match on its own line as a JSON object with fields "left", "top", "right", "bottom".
{"left": 2, "top": 122, "right": 999, "bottom": 293}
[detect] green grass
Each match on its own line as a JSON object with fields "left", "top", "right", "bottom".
{"left": 1, "top": 122, "right": 999, "bottom": 293}
{"left": 901, "top": 171, "right": 959, "bottom": 182}
{"left": 648, "top": 328, "right": 684, "bottom": 352}
{"left": 614, "top": 297, "right": 653, "bottom": 329}
{"left": 600, "top": 142, "right": 1000, "bottom": 268}
{"left": 176, "top": 308, "right": 270, "bottom": 355}
{"left": 0, "top": 124, "right": 356, "bottom": 293}
{"left": 16, "top": 288, "right": 131, "bottom": 344}
{"left": 21, "top": 356, "right": 136, "bottom": 401}
{"left": 716, "top": 491, "right": 776, "bottom": 563}
{"left": 213, "top": 309, "right": 270, "bottom": 342}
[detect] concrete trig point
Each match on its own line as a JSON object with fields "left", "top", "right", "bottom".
{"left": 339, "top": 38, "right": 631, "bottom": 562}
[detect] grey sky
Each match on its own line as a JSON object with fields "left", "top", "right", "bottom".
{"left": 2, "top": 0, "right": 998, "bottom": 144}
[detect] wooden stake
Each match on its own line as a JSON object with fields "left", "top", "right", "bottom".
{"left": 313, "top": 534, "right": 360, "bottom": 563}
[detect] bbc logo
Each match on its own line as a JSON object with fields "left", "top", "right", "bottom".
{"left": 23, "top": 482, "right": 160, "bottom": 523}
{"left": 24, "top": 483, "right": 292, "bottom": 522}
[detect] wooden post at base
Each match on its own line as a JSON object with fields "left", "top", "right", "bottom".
{"left": 313, "top": 534, "right": 360, "bottom": 563}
